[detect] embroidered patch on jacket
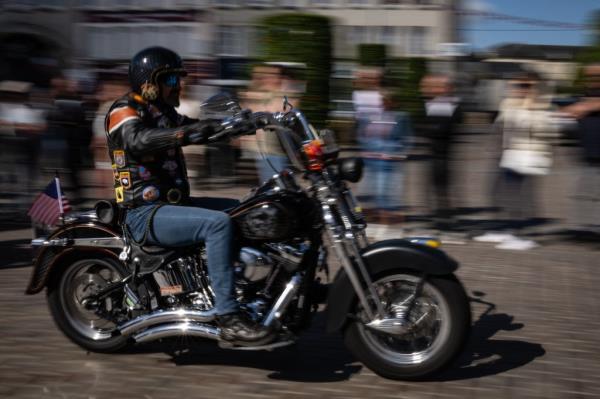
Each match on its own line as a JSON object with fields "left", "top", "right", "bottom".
{"left": 119, "top": 172, "right": 131, "bottom": 189}
{"left": 115, "top": 186, "right": 124, "bottom": 203}
{"left": 142, "top": 185, "right": 160, "bottom": 202}
{"left": 113, "top": 150, "right": 126, "bottom": 168}
{"left": 138, "top": 166, "right": 152, "bottom": 180}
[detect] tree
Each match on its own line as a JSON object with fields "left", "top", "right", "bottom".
{"left": 260, "top": 14, "right": 332, "bottom": 127}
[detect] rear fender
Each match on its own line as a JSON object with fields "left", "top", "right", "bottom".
{"left": 325, "top": 239, "right": 459, "bottom": 333}
{"left": 26, "top": 223, "right": 122, "bottom": 295}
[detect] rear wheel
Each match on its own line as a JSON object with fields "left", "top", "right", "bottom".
{"left": 344, "top": 271, "right": 470, "bottom": 380}
{"left": 47, "top": 255, "right": 130, "bottom": 353}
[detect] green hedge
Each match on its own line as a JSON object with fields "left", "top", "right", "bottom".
{"left": 385, "top": 57, "right": 428, "bottom": 121}
{"left": 358, "top": 44, "right": 387, "bottom": 67}
{"left": 260, "top": 13, "right": 332, "bottom": 127}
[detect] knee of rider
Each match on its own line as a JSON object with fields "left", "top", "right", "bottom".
{"left": 211, "top": 213, "right": 233, "bottom": 235}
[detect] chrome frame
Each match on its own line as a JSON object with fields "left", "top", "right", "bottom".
{"left": 32, "top": 237, "right": 125, "bottom": 249}
{"left": 317, "top": 174, "right": 385, "bottom": 321}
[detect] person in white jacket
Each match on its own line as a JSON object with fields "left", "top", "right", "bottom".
{"left": 474, "top": 71, "right": 558, "bottom": 250}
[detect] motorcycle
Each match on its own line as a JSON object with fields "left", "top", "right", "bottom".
{"left": 26, "top": 94, "right": 471, "bottom": 380}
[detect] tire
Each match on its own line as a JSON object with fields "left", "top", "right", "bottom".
{"left": 47, "top": 254, "right": 130, "bottom": 353}
{"left": 344, "top": 271, "right": 471, "bottom": 380}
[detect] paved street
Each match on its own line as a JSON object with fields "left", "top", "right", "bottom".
{"left": 1, "top": 129, "right": 600, "bottom": 398}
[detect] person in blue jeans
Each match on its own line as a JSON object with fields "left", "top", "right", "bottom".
{"left": 105, "top": 46, "right": 272, "bottom": 345}
{"left": 357, "top": 91, "right": 412, "bottom": 226}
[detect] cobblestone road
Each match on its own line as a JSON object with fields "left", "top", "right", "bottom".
{"left": 2, "top": 131, "right": 600, "bottom": 398}
{"left": 1, "top": 226, "right": 599, "bottom": 399}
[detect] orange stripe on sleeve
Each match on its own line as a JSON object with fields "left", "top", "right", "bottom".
{"left": 108, "top": 106, "right": 140, "bottom": 133}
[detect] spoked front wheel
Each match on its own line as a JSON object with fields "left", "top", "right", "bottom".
{"left": 344, "top": 271, "right": 470, "bottom": 380}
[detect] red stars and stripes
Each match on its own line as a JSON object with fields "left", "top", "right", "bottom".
{"left": 27, "top": 178, "right": 71, "bottom": 226}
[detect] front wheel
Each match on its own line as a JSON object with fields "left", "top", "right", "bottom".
{"left": 47, "top": 254, "right": 131, "bottom": 353}
{"left": 344, "top": 271, "right": 470, "bottom": 380}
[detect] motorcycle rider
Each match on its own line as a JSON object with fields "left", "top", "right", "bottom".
{"left": 104, "top": 46, "right": 272, "bottom": 344}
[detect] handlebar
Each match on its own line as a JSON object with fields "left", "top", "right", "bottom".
{"left": 205, "top": 110, "right": 280, "bottom": 143}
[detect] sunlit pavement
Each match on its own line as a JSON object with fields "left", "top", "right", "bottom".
{"left": 1, "top": 129, "right": 600, "bottom": 398}
{"left": 1, "top": 223, "right": 600, "bottom": 398}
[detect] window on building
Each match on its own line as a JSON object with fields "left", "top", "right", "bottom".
{"left": 382, "top": 26, "right": 395, "bottom": 46}
{"left": 217, "top": 25, "right": 249, "bottom": 56}
{"left": 409, "top": 26, "right": 430, "bottom": 55}
{"left": 310, "top": 0, "right": 333, "bottom": 6}
{"left": 348, "top": 26, "right": 366, "bottom": 45}
{"left": 244, "top": 0, "right": 273, "bottom": 6}
{"left": 214, "top": 0, "right": 239, "bottom": 6}
{"left": 346, "top": 0, "right": 370, "bottom": 5}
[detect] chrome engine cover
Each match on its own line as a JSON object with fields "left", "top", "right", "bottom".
{"left": 238, "top": 247, "right": 273, "bottom": 282}
{"left": 152, "top": 256, "right": 214, "bottom": 310}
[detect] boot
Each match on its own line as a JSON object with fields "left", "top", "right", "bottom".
{"left": 216, "top": 312, "right": 274, "bottom": 346}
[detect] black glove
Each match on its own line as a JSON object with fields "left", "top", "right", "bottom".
{"left": 252, "top": 112, "right": 272, "bottom": 129}
{"left": 219, "top": 111, "right": 257, "bottom": 138}
{"left": 184, "top": 121, "right": 219, "bottom": 145}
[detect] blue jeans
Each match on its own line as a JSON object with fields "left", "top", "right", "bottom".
{"left": 125, "top": 197, "right": 240, "bottom": 315}
{"left": 363, "top": 159, "right": 404, "bottom": 211}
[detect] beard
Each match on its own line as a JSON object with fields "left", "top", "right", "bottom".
{"left": 163, "top": 90, "right": 180, "bottom": 107}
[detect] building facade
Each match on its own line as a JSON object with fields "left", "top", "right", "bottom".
{"left": 1, "top": 0, "right": 459, "bottom": 70}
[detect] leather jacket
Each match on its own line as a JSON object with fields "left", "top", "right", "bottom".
{"left": 105, "top": 93, "right": 210, "bottom": 208}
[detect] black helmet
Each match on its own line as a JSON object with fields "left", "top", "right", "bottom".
{"left": 128, "top": 46, "right": 187, "bottom": 101}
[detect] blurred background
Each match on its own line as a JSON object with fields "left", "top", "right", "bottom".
{"left": 2, "top": 0, "right": 600, "bottom": 248}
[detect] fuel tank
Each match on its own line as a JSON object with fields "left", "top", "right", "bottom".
{"left": 229, "top": 177, "right": 319, "bottom": 242}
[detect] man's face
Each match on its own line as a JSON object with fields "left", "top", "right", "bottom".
{"left": 509, "top": 79, "right": 536, "bottom": 99}
{"left": 159, "top": 73, "right": 182, "bottom": 107}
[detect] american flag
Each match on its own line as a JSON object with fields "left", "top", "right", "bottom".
{"left": 27, "top": 178, "right": 71, "bottom": 226}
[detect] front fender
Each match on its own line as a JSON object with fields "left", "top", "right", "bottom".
{"left": 325, "top": 239, "right": 459, "bottom": 333}
{"left": 26, "top": 223, "right": 122, "bottom": 295}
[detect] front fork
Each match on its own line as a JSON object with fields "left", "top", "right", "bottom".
{"left": 320, "top": 195, "right": 385, "bottom": 321}
{"left": 329, "top": 234, "right": 386, "bottom": 321}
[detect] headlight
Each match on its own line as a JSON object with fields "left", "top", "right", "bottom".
{"left": 338, "top": 157, "right": 363, "bottom": 183}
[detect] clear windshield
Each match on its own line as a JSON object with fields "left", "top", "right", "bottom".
{"left": 199, "top": 92, "right": 242, "bottom": 119}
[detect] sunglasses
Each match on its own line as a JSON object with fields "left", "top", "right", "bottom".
{"left": 161, "top": 74, "right": 181, "bottom": 88}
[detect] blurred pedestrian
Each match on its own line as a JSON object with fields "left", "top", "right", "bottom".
{"left": 474, "top": 71, "right": 558, "bottom": 250}
{"left": 241, "top": 63, "right": 305, "bottom": 183}
{"left": 0, "top": 80, "right": 46, "bottom": 208}
{"left": 357, "top": 90, "right": 412, "bottom": 233}
{"left": 352, "top": 67, "right": 383, "bottom": 211}
{"left": 562, "top": 64, "right": 600, "bottom": 234}
{"left": 42, "top": 76, "right": 88, "bottom": 205}
{"left": 352, "top": 67, "right": 384, "bottom": 121}
{"left": 420, "top": 74, "right": 462, "bottom": 229}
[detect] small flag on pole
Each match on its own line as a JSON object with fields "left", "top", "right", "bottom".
{"left": 27, "top": 177, "right": 71, "bottom": 226}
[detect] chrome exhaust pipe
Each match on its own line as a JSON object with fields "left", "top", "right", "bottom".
{"left": 118, "top": 308, "right": 215, "bottom": 336}
{"left": 132, "top": 322, "right": 220, "bottom": 344}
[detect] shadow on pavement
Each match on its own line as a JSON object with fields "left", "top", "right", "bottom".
{"left": 126, "top": 312, "right": 362, "bottom": 383}
{"left": 0, "top": 239, "right": 33, "bottom": 269}
{"left": 527, "top": 229, "right": 600, "bottom": 249}
{"left": 431, "top": 293, "right": 545, "bottom": 381}
{"left": 119, "top": 293, "right": 545, "bottom": 383}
